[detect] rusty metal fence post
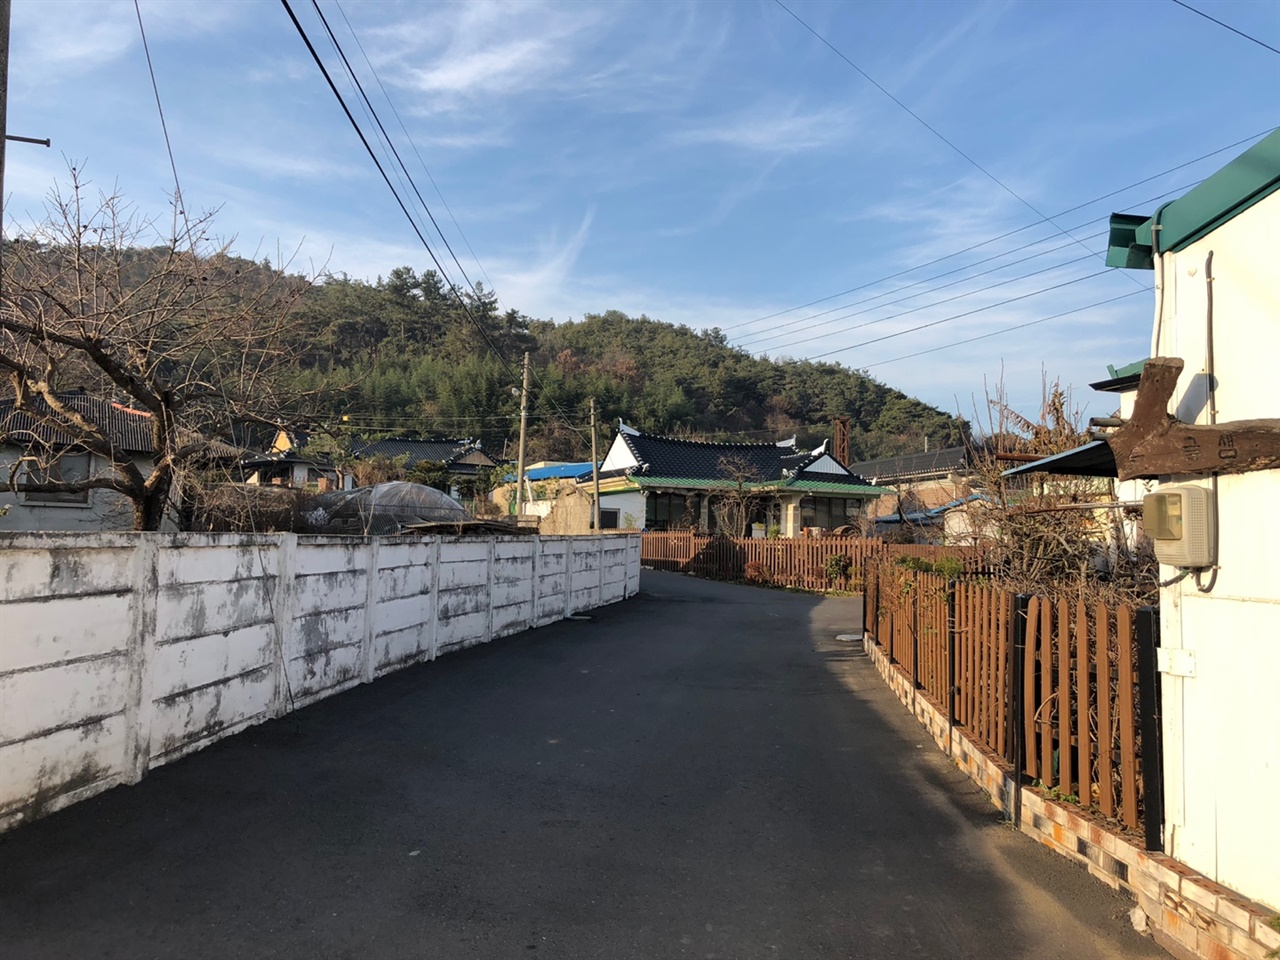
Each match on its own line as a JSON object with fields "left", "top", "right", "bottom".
{"left": 1135, "top": 606, "right": 1164, "bottom": 852}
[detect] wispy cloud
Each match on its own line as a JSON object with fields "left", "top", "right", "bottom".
{"left": 367, "top": 1, "right": 608, "bottom": 115}
{"left": 206, "top": 145, "right": 364, "bottom": 183}
{"left": 490, "top": 207, "right": 596, "bottom": 314}
{"left": 672, "top": 103, "right": 856, "bottom": 155}
{"left": 12, "top": 0, "right": 239, "bottom": 75}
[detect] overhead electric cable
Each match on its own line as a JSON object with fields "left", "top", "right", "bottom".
{"left": 312, "top": 1, "right": 591, "bottom": 443}
{"left": 308, "top": 0, "right": 486, "bottom": 300}
{"left": 281, "top": 0, "right": 528, "bottom": 395}
{"left": 284, "top": 1, "right": 592, "bottom": 445}
{"left": 798, "top": 268, "right": 1116, "bottom": 363}
{"left": 860, "top": 289, "right": 1148, "bottom": 369}
{"left": 771, "top": 0, "right": 1147, "bottom": 291}
{"left": 737, "top": 233, "right": 1105, "bottom": 349}
{"left": 133, "top": 0, "right": 191, "bottom": 244}
{"left": 332, "top": 0, "right": 504, "bottom": 302}
{"left": 735, "top": 175, "right": 1199, "bottom": 348}
{"left": 747, "top": 253, "right": 1100, "bottom": 358}
{"left": 1168, "top": 0, "right": 1280, "bottom": 55}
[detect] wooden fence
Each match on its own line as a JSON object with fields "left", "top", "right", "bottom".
{"left": 866, "top": 560, "right": 1156, "bottom": 837}
{"left": 640, "top": 532, "right": 974, "bottom": 591}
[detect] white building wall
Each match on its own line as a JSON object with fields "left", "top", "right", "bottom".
{"left": 1151, "top": 192, "right": 1280, "bottom": 909}
{"left": 601, "top": 490, "right": 646, "bottom": 529}
{"left": 0, "top": 450, "right": 145, "bottom": 532}
{"left": 0, "top": 531, "right": 641, "bottom": 833}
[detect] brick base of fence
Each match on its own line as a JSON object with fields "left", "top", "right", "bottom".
{"left": 864, "top": 635, "right": 1279, "bottom": 960}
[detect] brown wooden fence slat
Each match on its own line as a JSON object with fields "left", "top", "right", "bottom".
{"left": 1039, "top": 597, "right": 1054, "bottom": 786}
{"left": 1096, "top": 601, "right": 1114, "bottom": 820}
{"left": 1024, "top": 596, "right": 1040, "bottom": 779}
{"left": 1057, "top": 598, "right": 1072, "bottom": 796}
{"left": 1116, "top": 606, "right": 1139, "bottom": 830}
{"left": 1076, "top": 600, "right": 1092, "bottom": 810}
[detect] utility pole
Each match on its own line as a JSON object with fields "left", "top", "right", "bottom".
{"left": 513, "top": 351, "right": 530, "bottom": 522}
{"left": 590, "top": 398, "right": 600, "bottom": 530}
{"left": 0, "top": 0, "right": 50, "bottom": 284}
{"left": 0, "top": 0, "right": 10, "bottom": 281}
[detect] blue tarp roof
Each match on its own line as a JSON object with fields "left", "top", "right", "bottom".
{"left": 505, "top": 462, "right": 595, "bottom": 482}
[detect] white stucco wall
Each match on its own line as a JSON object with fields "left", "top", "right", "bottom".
{"left": 0, "top": 531, "right": 641, "bottom": 832}
{"left": 601, "top": 490, "right": 646, "bottom": 529}
{"left": 1150, "top": 191, "right": 1280, "bottom": 909}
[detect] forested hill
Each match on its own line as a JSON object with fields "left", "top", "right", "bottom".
{"left": 283, "top": 270, "right": 968, "bottom": 463}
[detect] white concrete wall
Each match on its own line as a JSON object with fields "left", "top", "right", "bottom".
{"left": 1151, "top": 192, "right": 1280, "bottom": 910}
{"left": 0, "top": 531, "right": 641, "bottom": 832}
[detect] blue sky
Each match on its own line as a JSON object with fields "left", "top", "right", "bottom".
{"left": 7, "top": 0, "right": 1279, "bottom": 427}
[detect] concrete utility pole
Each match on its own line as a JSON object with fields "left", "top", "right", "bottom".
{"left": 590, "top": 398, "right": 600, "bottom": 530}
{"left": 513, "top": 351, "right": 531, "bottom": 521}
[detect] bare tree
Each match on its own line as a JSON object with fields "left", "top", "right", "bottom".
{"left": 710, "top": 454, "right": 769, "bottom": 537}
{"left": 0, "top": 167, "right": 316, "bottom": 529}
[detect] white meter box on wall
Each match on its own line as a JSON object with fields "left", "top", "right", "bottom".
{"left": 1143, "top": 483, "right": 1215, "bottom": 568}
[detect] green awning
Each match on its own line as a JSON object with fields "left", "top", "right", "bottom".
{"left": 1105, "top": 213, "right": 1154, "bottom": 269}
{"left": 1108, "top": 130, "right": 1280, "bottom": 270}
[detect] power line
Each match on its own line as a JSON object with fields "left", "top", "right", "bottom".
{"left": 280, "top": 0, "right": 524, "bottom": 393}
{"left": 860, "top": 289, "right": 1148, "bottom": 370}
{"left": 133, "top": 0, "right": 190, "bottom": 244}
{"left": 771, "top": 0, "right": 1147, "bottom": 293}
{"left": 332, "top": 0, "right": 504, "bottom": 304}
{"left": 1169, "top": 0, "right": 1280, "bottom": 55}
{"left": 308, "top": 1, "right": 487, "bottom": 304}
{"left": 800, "top": 268, "right": 1116, "bottom": 363}
{"left": 718, "top": 119, "right": 1269, "bottom": 336}
{"left": 299, "top": 1, "right": 593, "bottom": 445}
{"left": 735, "top": 174, "right": 1199, "bottom": 350}
{"left": 285, "top": 3, "right": 593, "bottom": 450}
{"left": 736, "top": 232, "right": 1104, "bottom": 349}
{"left": 753, "top": 251, "right": 1101, "bottom": 356}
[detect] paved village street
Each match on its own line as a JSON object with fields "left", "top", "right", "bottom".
{"left": 0, "top": 572, "right": 1163, "bottom": 959}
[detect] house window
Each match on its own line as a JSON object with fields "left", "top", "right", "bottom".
{"left": 645, "top": 493, "right": 701, "bottom": 531}
{"left": 598, "top": 508, "right": 620, "bottom": 530}
{"left": 24, "top": 451, "right": 91, "bottom": 504}
{"left": 799, "top": 496, "right": 861, "bottom": 530}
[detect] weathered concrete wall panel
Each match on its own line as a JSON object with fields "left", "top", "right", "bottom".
{"left": 0, "top": 531, "right": 639, "bottom": 831}
{"left": 0, "top": 716, "right": 129, "bottom": 821}
{"left": 0, "top": 593, "right": 131, "bottom": 670}
{"left": 157, "top": 578, "right": 275, "bottom": 644}
{"left": 150, "top": 625, "right": 275, "bottom": 701}
{"left": 0, "top": 656, "right": 128, "bottom": 745}
{"left": 149, "top": 665, "right": 276, "bottom": 763}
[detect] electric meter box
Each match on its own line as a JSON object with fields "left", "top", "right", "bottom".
{"left": 1143, "top": 484, "right": 1215, "bottom": 568}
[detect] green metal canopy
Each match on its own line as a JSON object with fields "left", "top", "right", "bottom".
{"left": 1106, "top": 129, "right": 1280, "bottom": 270}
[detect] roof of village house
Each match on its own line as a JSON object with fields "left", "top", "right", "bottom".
{"left": 603, "top": 424, "right": 888, "bottom": 496}
{"left": 847, "top": 446, "right": 969, "bottom": 485}
{"left": 350, "top": 436, "right": 498, "bottom": 469}
{"left": 0, "top": 392, "right": 247, "bottom": 459}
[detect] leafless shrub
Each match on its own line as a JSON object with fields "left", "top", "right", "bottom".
{"left": 963, "top": 375, "right": 1157, "bottom": 607}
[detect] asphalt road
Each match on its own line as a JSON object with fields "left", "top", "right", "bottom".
{"left": 0, "top": 571, "right": 1164, "bottom": 960}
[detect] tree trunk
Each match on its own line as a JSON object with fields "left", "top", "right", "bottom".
{"left": 134, "top": 477, "right": 172, "bottom": 531}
